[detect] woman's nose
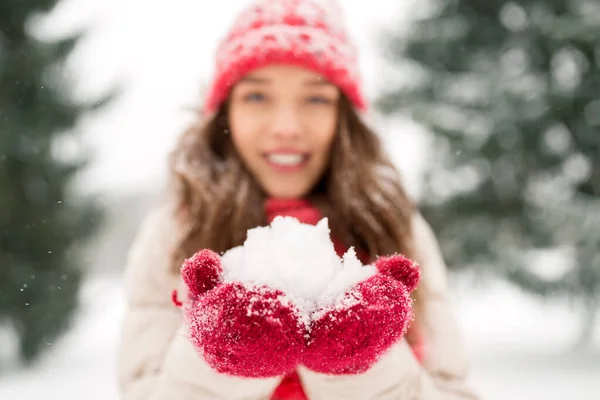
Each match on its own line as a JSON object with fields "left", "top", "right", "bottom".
{"left": 270, "top": 105, "right": 302, "bottom": 140}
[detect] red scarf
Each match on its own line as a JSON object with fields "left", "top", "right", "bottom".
{"left": 266, "top": 198, "right": 425, "bottom": 400}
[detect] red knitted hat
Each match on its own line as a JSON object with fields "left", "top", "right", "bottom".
{"left": 203, "top": 0, "right": 367, "bottom": 115}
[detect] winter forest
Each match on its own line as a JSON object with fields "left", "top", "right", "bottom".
{"left": 1, "top": 0, "right": 599, "bottom": 399}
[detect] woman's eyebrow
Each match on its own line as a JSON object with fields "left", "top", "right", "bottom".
{"left": 304, "top": 78, "right": 334, "bottom": 86}
{"left": 239, "top": 76, "right": 270, "bottom": 84}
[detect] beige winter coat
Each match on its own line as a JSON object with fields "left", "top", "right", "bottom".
{"left": 117, "top": 202, "right": 480, "bottom": 400}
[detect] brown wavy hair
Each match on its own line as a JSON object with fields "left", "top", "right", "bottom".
{"left": 167, "top": 95, "right": 417, "bottom": 271}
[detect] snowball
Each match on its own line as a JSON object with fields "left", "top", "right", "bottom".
{"left": 220, "top": 216, "right": 376, "bottom": 318}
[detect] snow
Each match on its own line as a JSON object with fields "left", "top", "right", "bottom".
{"left": 220, "top": 217, "right": 376, "bottom": 320}
{"left": 453, "top": 280, "right": 600, "bottom": 400}
{"left": 0, "top": 275, "right": 123, "bottom": 400}
{"left": 321, "top": 248, "right": 374, "bottom": 304}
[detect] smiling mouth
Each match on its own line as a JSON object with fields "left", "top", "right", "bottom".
{"left": 264, "top": 152, "right": 311, "bottom": 171}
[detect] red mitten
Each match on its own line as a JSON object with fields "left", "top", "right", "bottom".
{"left": 303, "top": 254, "right": 420, "bottom": 374}
{"left": 180, "top": 249, "right": 306, "bottom": 378}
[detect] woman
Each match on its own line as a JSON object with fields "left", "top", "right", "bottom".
{"left": 117, "top": 0, "right": 479, "bottom": 399}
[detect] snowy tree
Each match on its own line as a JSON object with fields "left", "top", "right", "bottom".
{"left": 377, "top": 0, "right": 600, "bottom": 345}
{"left": 0, "top": 0, "right": 114, "bottom": 364}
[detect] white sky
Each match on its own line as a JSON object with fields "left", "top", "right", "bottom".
{"left": 36, "top": 0, "right": 426, "bottom": 195}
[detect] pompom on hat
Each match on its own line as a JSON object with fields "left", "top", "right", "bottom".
{"left": 203, "top": 0, "right": 367, "bottom": 115}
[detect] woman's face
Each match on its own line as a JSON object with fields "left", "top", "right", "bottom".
{"left": 228, "top": 64, "right": 340, "bottom": 199}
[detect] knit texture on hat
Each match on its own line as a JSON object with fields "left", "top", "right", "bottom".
{"left": 204, "top": 0, "right": 366, "bottom": 114}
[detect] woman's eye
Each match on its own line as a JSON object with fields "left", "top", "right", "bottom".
{"left": 307, "top": 96, "right": 332, "bottom": 104}
{"left": 244, "top": 92, "right": 266, "bottom": 102}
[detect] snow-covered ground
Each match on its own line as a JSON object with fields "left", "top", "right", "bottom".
{"left": 453, "top": 278, "right": 600, "bottom": 400}
{"left": 0, "top": 273, "right": 598, "bottom": 400}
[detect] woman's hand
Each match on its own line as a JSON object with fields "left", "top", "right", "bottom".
{"left": 302, "top": 254, "right": 420, "bottom": 375}
{"left": 179, "top": 249, "right": 306, "bottom": 378}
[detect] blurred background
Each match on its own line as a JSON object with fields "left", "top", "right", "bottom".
{"left": 0, "top": 0, "right": 598, "bottom": 399}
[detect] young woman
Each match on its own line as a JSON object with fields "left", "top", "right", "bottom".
{"left": 117, "top": 1, "right": 479, "bottom": 399}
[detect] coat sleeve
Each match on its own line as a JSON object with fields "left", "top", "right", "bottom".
{"left": 296, "top": 212, "right": 481, "bottom": 400}
{"left": 117, "top": 205, "right": 281, "bottom": 400}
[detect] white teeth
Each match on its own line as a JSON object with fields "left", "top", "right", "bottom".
{"left": 267, "top": 153, "right": 304, "bottom": 166}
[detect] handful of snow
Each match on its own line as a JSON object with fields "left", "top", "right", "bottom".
{"left": 220, "top": 216, "right": 376, "bottom": 324}
{"left": 179, "top": 216, "right": 420, "bottom": 377}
